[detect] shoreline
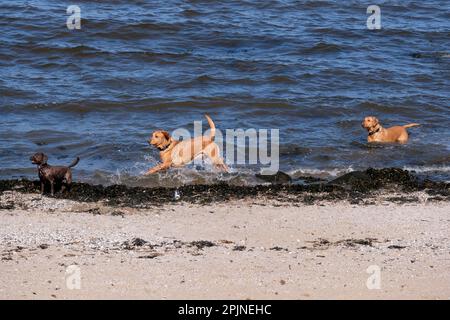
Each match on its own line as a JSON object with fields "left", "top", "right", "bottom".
{"left": 1, "top": 168, "right": 449, "bottom": 207}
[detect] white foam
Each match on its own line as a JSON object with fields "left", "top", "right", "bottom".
{"left": 289, "top": 166, "right": 354, "bottom": 178}
{"left": 402, "top": 165, "right": 450, "bottom": 173}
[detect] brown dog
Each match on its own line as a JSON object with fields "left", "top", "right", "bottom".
{"left": 145, "top": 114, "right": 228, "bottom": 174}
{"left": 30, "top": 152, "right": 80, "bottom": 196}
{"left": 362, "top": 116, "right": 420, "bottom": 143}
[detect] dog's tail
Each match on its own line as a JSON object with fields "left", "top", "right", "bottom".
{"left": 205, "top": 114, "right": 216, "bottom": 141}
{"left": 403, "top": 123, "right": 420, "bottom": 129}
{"left": 68, "top": 157, "right": 80, "bottom": 168}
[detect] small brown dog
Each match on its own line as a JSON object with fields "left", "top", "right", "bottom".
{"left": 145, "top": 114, "right": 228, "bottom": 174}
{"left": 362, "top": 116, "right": 420, "bottom": 143}
{"left": 30, "top": 152, "right": 80, "bottom": 196}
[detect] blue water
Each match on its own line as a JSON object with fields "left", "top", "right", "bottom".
{"left": 0, "top": 1, "right": 449, "bottom": 186}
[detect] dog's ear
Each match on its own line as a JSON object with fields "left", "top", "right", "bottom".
{"left": 161, "top": 131, "right": 170, "bottom": 141}
{"left": 372, "top": 117, "right": 379, "bottom": 126}
{"left": 42, "top": 154, "right": 48, "bottom": 164}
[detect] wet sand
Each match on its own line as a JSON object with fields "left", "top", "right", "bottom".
{"left": 1, "top": 189, "right": 449, "bottom": 299}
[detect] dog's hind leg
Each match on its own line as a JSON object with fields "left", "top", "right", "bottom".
{"left": 204, "top": 143, "right": 229, "bottom": 172}
{"left": 62, "top": 171, "right": 73, "bottom": 193}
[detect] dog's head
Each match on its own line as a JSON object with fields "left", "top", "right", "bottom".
{"left": 30, "top": 152, "right": 48, "bottom": 165}
{"left": 149, "top": 130, "right": 171, "bottom": 150}
{"left": 362, "top": 116, "right": 379, "bottom": 130}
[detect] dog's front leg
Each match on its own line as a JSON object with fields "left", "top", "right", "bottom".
{"left": 40, "top": 181, "right": 45, "bottom": 195}
{"left": 145, "top": 162, "right": 171, "bottom": 175}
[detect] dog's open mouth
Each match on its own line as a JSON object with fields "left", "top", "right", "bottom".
{"left": 149, "top": 141, "right": 162, "bottom": 149}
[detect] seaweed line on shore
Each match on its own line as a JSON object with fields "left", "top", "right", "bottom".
{"left": 0, "top": 168, "right": 449, "bottom": 207}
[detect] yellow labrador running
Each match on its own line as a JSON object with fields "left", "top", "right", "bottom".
{"left": 146, "top": 114, "right": 228, "bottom": 174}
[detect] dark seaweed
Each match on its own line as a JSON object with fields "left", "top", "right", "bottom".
{"left": 0, "top": 168, "right": 448, "bottom": 207}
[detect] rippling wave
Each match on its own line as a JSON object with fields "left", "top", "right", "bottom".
{"left": 0, "top": 0, "right": 449, "bottom": 185}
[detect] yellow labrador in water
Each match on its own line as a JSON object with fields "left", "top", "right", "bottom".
{"left": 362, "top": 116, "right": 420, "bottom": 143}
{"left": 146, "top": 114, "right": 228, "bottom": 174}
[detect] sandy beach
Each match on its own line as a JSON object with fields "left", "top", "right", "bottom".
{"left": 1, "top": 187, "right": 449, "bottom": 300}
